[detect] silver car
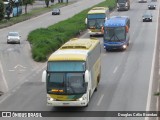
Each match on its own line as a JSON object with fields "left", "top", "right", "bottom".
{"left": 7, "top": 32, "right": 21, "bottom": 44}
{"left": 148, "top": 2, "right": 156, "bottom": 9}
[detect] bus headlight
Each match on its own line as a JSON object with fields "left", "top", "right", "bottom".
{"left": 78, "top": 98, "right": 84, "bottom": 101}
{"left": 77, "top": 95, "right": 86, "bottom": 101}
{"left": 48, "top": 97, "right": 55, "bottom": 101}
{"left": 122, "top": 45, "right": 127, "bottom": 49}
{"left": 125, "top": 3, "right": 128, "bottom": 7}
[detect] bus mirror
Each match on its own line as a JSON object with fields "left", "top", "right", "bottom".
{"left": 85, "top": 18, "right": 87, "bottom": 24}
{"left": 42, "top": 70, "right": 47, "bottom": 82}
{"left": 85, "top": 70, "right": 90, "bottom": 83}
{"left": 101, "top": 26, "right": 104, "bottom": 34}
{"left": 125, "top": 26, "right": 129, "bottom": 33}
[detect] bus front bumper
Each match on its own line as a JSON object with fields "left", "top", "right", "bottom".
{"left": 117, "top": 6, "right": 129, "bottom": 10}
{"left": 104, "top": 43, "right": 128, "bottom": 50}
{"left": 88, "top": 30, "right": 103, "bottom": 36}
{"left": 47, "top": 99, "right": 88, "bottom": 107}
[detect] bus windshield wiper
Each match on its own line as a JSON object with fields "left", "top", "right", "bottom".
{"left": 109, "top": 33, "right": 115, "bottom": 41}
{"left": 115, "top": 34, "right": 120, "bottom": 41}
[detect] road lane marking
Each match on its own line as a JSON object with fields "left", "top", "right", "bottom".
{"left": 97, "top": 94, "right": 104, "bottom": 106}
{"left": 14, "top": 64, "right": 26, "bottom": 69}
{"left": 145, "top": 4, "right": 159, "bottom": 120}
{"left": 0, "top": 94, "right": 11, "bottom": 104}
{"left": 113, "top": 66, "right": 118, "bottom": 74}
{"left": 0, "top": 60, "right": 9, "bottom": 92}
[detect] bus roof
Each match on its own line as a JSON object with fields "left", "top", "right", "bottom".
{"left": 88, "top": 7, "right": 109, "bottom": 14}
{"left": 104, "top": 16, "right": 129, "bottom": 27}
{"left": 48, "top": 38, "right": 100, "bottom": 61}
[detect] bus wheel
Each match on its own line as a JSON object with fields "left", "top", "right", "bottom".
{"left": 106, "top": 49, "right": 110, "bottom": 52}
{"left": 95, "top": 76, "right": 100, "bottom": 92}
{"left": 95, "top": 87, "right": 97, "bottom": 92}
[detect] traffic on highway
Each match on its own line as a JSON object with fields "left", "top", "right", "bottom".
{"left": 0, "top": 0, "right": 160, "bottom": 119}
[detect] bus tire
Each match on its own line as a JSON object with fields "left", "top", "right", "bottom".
{"left": 95, "top": 87, "right": 97, "bottom": 92}
{"left": 95, "top": 75, "right": 99, "bottom": 92}
{"left": 106, "top": 49, "right": 109, "bottom": 52}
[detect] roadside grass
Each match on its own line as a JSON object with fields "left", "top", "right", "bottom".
{"left": 28, "top": 0, "right": 116, "bottom": 62}
{"left": 0, "top": 2, "right": 72, "bottom": 29}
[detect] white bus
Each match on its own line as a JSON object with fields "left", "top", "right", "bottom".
{"left": 86, "top": 7, "right": 110, "bottom": 37}
{"left": 42, "top": 38, "right": 101, "bottom": 107}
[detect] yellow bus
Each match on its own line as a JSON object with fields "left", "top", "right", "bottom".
{"left": 86, "top": 7, "right": 110, "bottom": 37}
{"left": 42, "top": 38, "right": 101, "bottom": 107}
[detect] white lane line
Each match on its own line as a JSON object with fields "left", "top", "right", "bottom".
{"left": 8, "top": 69, "right": 14, "bottom": 71}
{"left": 145, "top": 4, "right": 159, "bottom": 120}
{"left": 0, "top": 94, "right": 11, "bottom": 104}
{"left": 0, "top": 60, "right": 9, "bottom": 91}
{"left": 113, "top": 66, "right": 118, "bottom": 74}
{"left": 97, "top": 94, "right": 104, "bottom": 106}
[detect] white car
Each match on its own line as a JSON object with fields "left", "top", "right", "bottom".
{"left": 7, "top": 32, "right": 21, "bottom": 44}
{"left": 138, "top": 0, "right": 147, "bottom": 3}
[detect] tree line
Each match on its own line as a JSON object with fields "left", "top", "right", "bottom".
{"left": 0, "top": 0, "right": 69, "bottom": 20}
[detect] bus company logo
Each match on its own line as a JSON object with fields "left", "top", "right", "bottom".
{"left": 2, "top": 112, "right": 11, "bottom": 117}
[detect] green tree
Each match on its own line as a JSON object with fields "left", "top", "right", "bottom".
{"left": 45, "top": 0, "right": 49, "bottom": 7}
{"left": 23, "top": 0, "right": 34, "bottom": 14}
{"left": 58, "top": 0, "right": 63, "bottom": 3}
{"left": 0, "top": 0, "right": 4, "bottom": 20}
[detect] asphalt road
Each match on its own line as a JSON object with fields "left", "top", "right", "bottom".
{"left": 0, "top": 0, "right": 159, "bottom": 120}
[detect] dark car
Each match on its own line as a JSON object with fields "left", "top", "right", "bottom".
{"left": 151, "top": 0, "right": 157, "bottom": 2}
{"left": 142, "top": 12, "right": 153, "bottom": 22}
{"left": 138, "top": 0, "right": 147, "bottom": 3}
{"left": 148, "top": 2, "right": 156, "bottom": 9}
{"left": 52, "top": 8, "right": 60, "bottom": 15}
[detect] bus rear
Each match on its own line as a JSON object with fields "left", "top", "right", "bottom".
{"left": 103, "top": 16, "right": 130, "bottom": 51}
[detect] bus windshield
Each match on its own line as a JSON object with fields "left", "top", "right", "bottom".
{"left": 47, "top": 61, "right": 86, "bottom": 95}
{"left": 88, "top": 19, "right": 104, "bottom": 29}
{"left": 47, "top": 72, "right": 86, "bottom": 95}
{"left": 48, "top": 61, "right": 85, "bottom": 72}
{"left": 88, "top": 14, "right": 106, "bottom": 19}
{"left": 104, "top": 27, "right": 126, "bottom": 42}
